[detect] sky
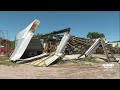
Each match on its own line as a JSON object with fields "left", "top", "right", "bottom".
{"left": 0, "top": 11, "right": 119, "bottom": 41}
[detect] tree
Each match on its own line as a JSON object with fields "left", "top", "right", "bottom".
{"left": 87, "top": 32, "right": 105, "bottom": 39}
{"left": 9, "top": 40, "right": 15, "bottom": 49}
{"left": 33, "top": 33, "right": 53, "bottom": 43}
{"left": 33, "top": 33, "right": 43, "bottom": 38}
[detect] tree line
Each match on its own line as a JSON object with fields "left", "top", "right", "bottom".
{"left": 7, "top": 32, "right": 106, "bottom": 49}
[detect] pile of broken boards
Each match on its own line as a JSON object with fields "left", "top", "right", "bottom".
{"left": 9, "top": 19, "right": 118, "bottom": 67}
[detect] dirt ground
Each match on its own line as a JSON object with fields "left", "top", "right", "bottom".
{"left": 0, "top": 54, "right": 120, "bottom": 79}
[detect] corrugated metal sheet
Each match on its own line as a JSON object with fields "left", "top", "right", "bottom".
{"left": 10, "top": 19, "right": 40, "bottom": 61}
{"left": 84, "top": 38, "right": 101, "bottom": 56}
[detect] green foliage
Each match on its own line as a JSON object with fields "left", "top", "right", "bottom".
{"left": 9, "top": 40, "right": 15, "bottom": 49}
{"left": 0, "top": 60, "right": 17, "bottom": 66}
{"left": 0, "top": 38, "right": 15, "bottom": 49}
{"left": 33, "top": 33, "right": 43, "bottom": 38}
{"left": 87, "top": 32, "right": 105, "bottom": 39}
{"left": 80, "top": 56, "right": 98, "bottom": 63}
{"left": 34, "top": 33, "right": 53, "bottom": 43}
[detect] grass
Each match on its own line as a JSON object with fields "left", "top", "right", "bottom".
{"left": 0, "top": 56, "right": 17, "bottom": 66}
{"left": 0, "top": 60, "right": 17, "bottom": 66}
{"left": 56, "top": 56, "right": 99, "bottom": 65}
{"left": 80, "top": 56, "right": 99, "bottom": 63}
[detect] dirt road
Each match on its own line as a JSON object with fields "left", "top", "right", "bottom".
{"left": 0, "top": 62, "right": 119, "bottom": 79}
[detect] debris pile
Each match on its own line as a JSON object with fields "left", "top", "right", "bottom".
{"left": 9, "top": 19, "right": 119, "bottom": 66}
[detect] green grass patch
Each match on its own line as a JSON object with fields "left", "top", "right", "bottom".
{"left": 0, "top": 60, "right": 17, "bottom": 66}
{"left": 80, "top": 56, "right": 98, "bottom": 63}
{"left": 56, "top": 56, "right": 99, "bottom": 64}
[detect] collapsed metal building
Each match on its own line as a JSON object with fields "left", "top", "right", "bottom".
{"left": 10, "top": 19, "right": 119, "bottom": 66}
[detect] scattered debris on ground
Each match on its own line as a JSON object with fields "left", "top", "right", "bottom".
{"left": 0, "top": 19, "right": 119, "bottom": 79}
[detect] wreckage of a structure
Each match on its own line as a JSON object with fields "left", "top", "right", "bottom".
{"left": 10, "top": 19, "right": 71, "bottom": 66}
{"left": 10, "top": 19, "right": 41, "bottom": 61}
{"left": 10, "top": 19, "right": 119, "bottom": 66}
